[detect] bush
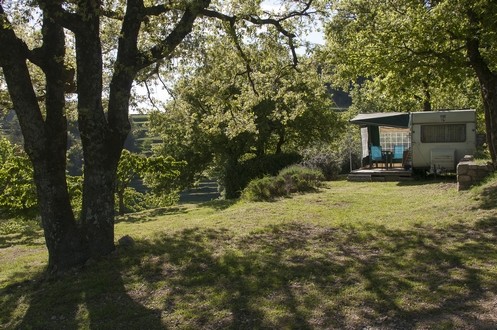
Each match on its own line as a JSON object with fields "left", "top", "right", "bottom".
{"left": 279, "top": 165, "right": 325, "bottom": 193}
{"left": 241, "top": 176, "right": 281, "bottom": 202}
{"left": 300, "top": 152, "right": 341, "bottom": 181}
{"left": 242, "top": 165, "right": 324, "bottom": 202}
{"left": 223, "top": 152, "right": 302, "bottom": 199}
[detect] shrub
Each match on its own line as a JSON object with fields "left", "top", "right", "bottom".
{"left": 241, "top": 176, "right": 279, "bottom": 202}
{"left": 279, "top": 165, "right": 325, "bottom": 193}
{"left": 242, "top": 165, "right": 324, "bottom": 201}
{"left": 300, "top": 152, "right": 341, "bottom": 181}
{"left": 223, "top": 152, "right": 302, "bottom": 199}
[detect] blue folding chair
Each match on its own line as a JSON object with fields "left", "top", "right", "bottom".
{"left": 393, "top": 145, "right": 404, "bottom": 165}
{"left": 370, "top": 145, "right": 384, "bottom": 168}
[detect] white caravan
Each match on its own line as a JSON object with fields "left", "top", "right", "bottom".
{"left": 350, "top": 109, "right": 477, "bottom": 172}
{"left": 410, "top": 110, "right": 476, "bottom": 171}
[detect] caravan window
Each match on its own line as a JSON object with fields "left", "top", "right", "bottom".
{"left": 421, "top": 124, "right": 466, "bottom": 143}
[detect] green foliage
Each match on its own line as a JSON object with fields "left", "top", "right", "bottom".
{"left": 223, "top": 152, "right": 302, "bottom": 198}
{"left": 116, "top": 150, "right": 146, "bottom": 197}
{"left": 300, "top": 127, "right": 362, "bottom": 179}
{"left": 278, "top": 165, "right": 325, "bottom": 193}
{"left": 240, "top": 176, "right": 284, "bottom": 202}
{"left": 242, "top": 165, "right": 324, "bottom": 202}
{"left": 67, "top": 175, "right": 83, "bottom": 216}
{"left": 115, "top": 150, "right": 186, "bottom": 214}
{"left": 150, "top": 28, "right": 344, "bottom": 197}
{"left": 118, "top": 187, "right": 149, "bottom": 213}
{"left": 301, "top": 148, "right": 343, "bottom": 180}
{"left": 142, "top": 155, "right": 186, "bottom": 207}
{"left": 322, "top": 0, "right": 487, "bottom": 113}
{"left": 0, "top": 138, "right": 36, "bottom": 212}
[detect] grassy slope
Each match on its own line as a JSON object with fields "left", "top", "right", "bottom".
{"left": 1, "top": 178, "right": 497, "bottom": 329}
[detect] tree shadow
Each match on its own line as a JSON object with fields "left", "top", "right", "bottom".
{"left": 2, "top": 253, "right": 164, "bottom": 329}
{"left": 196, "top": 199, "right": 238, "bottom": 211}
{"left": 476, "top": 181, "right": 497, "bottom": 210}
{"left": 116, "top": 206, "right": 188, "bottom": 224}
{"left": 3, "top": 217, "right": 497, "bottom": 328}
{"left": 129, "top": 219, "right": 497, "bottom": 328}
{"left": 0, "top": 227, "right": 44, "bottom": 248}
{"left": 396, "top": 177, "right": 457, "bottom": 187}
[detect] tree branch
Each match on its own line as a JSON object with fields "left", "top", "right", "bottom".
{"left": 143, "top": 4, "right": 173, "bottom": 16}
{"left": 37, "top": 0, "right": 83, "bottom": 33}
{"left": 201, "top": 6, "right": 303, "bottom": 67}
{"left": 144, "top": 80, "right": 159, "bottom": 111}
{"left": 136, "top": 0, "right": 211, "bottom": 70}
{"left": 226, "top": 20, "right": 258, "bottom": 96}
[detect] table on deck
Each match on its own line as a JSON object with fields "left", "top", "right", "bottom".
{"left": 382, "top": 150, "right": 393, "bottom": 169}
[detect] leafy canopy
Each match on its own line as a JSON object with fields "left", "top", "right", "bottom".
{"left": 322, "top": 0, "right": 490, "bottom": 112}
{"left": 150, "top": 27, "right": 343, "bottom": 193}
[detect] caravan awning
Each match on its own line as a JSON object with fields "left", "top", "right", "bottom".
{"left": 350, "top": 112, "right": 409, "bottom": 128}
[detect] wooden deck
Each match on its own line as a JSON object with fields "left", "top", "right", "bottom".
{"left": 348, "top": 166, "right": 413, "bottom": 182}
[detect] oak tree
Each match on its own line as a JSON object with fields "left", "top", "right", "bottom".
{"left": 150, "top": 31, "right": 341, "bottom": 198}
{"left": 0, "top": 0, "right": 316, "bottom": 273}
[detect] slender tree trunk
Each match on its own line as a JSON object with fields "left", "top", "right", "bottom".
{"left": 422, "top": 81, "right": 432, "bottom": 112}
{"left": 479, "top": 81, "right": 497, "bottom": 165}
{"left": 224, "top": 155, "right": 240, "bottom": 199}
{"left": 117, "top": 187, "right": 126, "bottom": 215}
{"left": 275, "top": 130, "right": 285, "bottom": 154}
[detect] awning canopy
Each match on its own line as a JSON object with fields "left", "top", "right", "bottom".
{"left": 350, "top": 112, "right": 409, "bottom": 128}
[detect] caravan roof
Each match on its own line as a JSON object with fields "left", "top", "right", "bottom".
{"left": 350, "top": 110, "right": 476, "bottom": 128}
{"left": 409, "top": 109, "right": 476, "bottom": 124}
{"left": 349, "top": 112, "right": 409, "bottom": 128}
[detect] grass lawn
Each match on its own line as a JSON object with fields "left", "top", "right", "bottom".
{"left": 1, "top": 177, "right": 497, "bottom": 329}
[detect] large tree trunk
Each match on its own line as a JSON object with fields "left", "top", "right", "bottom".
{"left": 0, "top": 11, "right": 89, "bottom": 273}
{"left": 466, "top": 38, "right": 497, "bottom": 165}
{"left": 224, "top": 156, "right": 240, "bottom": 199}
{"left": 34, "top": 163, "right": 89, "bottom": 272}
{"left": 74, "top": 2, "right": 122, "bottom": 258}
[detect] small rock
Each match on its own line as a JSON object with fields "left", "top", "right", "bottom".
{"left": 85, "top": 258, "right": 96, "bottom": 267}
{"left": 118, "top": 235, "right": 135, "bottom": 247}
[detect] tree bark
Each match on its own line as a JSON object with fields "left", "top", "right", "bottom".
{"left": 0, "top": 9, "right": 89, "bottom": 273}
{"left": 224, "top": 156, "right": 240, "bottom": 199}
{"left": 466, "top": 38, "right": 497, "bottom": 165}
{"left": 73, "top": 0, "right": 122, "bottom": 258}
{"left": 422, "top": 81, "right": 432, "bottom": 112}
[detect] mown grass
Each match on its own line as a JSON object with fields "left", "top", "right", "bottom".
{"left": 1, "top": 177, "right": 497, "bottom": 329}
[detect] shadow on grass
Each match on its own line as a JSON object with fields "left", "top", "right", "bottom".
{"left": 1, "top": 254, "right": 164, "bottom": 329}
{"left": 396, "top": 177, "right": 457, "bottom": 187}
{"left": 196, "top": 199, "right": 238, "bottom": 211}
{"left": 0, "top": 221, "right": 44, "bottom": 248}
{"left": 3, "top": 217, "right": 497, "bottom": 328}
{"left": 131, "top": 219, "right": 497, "bottom": 328}
{"left": 477, "top": 181, "right": 497, "bottom": 210}
{"left": 116, "top": 206, "right": 188, "bottom": 224}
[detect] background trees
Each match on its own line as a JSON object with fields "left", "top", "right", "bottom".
{"left": 0, "top": 138, "right": 36, "bottom": 213}
{"left": 323, "top": 0, "right": 497, "bottom": 162}
{"left": 150, "top": 31, "right": 342, "bottom": 198}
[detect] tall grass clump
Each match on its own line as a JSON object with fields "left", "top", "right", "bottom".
{"left": 242, "top": 165, "right": 324, "bottom": 201}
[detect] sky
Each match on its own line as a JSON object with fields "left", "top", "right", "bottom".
{"left": 261, "top": 0, "right": 325, "bottom": 46}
